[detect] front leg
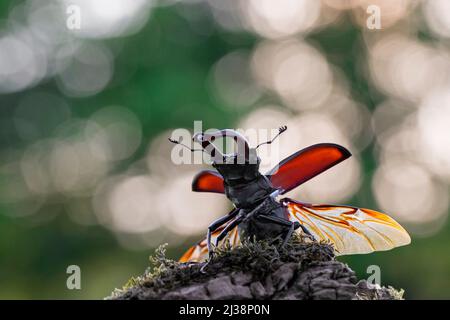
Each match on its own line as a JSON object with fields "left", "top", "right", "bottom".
{"left": 214, "top": 214, "right": 244, "bottom": 246}
{"left": 206, "top": 208, "right": 239, "bottom": 260}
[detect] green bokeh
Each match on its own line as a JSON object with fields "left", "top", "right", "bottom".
{"left": 0, "top": 3, "right": 449, "bottom": 299}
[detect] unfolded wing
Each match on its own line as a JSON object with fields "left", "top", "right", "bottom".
{"left": 179, "top": 218, "right": 241, "bottom": 263}
{"left": 281, "top": 198, "right": 411, "bottom": 255}
{"left": 192, "top": 170, "right": 225, "bottom": 194}
{"left": 266, "top": 143, "right": 351, "bottom": 195}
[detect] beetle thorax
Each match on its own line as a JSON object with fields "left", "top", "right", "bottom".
{"left": 212, "top": 156, "right": 275, "bottom": 209}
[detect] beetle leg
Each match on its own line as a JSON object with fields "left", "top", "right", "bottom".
{"left": 200, "top": 214, "right": 243, "bottom": 274}
{"left": 214, "top": 215, "right": 244, "bottom": 246}
{"left": 283, "top": 222, "right": 296, "bottom": 246}
{"left": 257, "top": 214, "right": 291, "bottom": 226}
{"left": 206, "top": 208, "right": 239, "bottom": 260}
{"left": 241, "top": 198, "right": 272, "bottom": 223}
{"left": 298, "top": 223, "right": 316, "bottom": 241}
{"left": 258, "top": 214, "right": 315, "bottom": 244}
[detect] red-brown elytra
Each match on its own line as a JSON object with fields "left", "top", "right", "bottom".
{"left": 169, "top": 126, "right": 410, "bottom": 269}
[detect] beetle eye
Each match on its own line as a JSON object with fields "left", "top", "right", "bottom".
{"left": 193, "top": 133, "right": 204, "bottom": 142}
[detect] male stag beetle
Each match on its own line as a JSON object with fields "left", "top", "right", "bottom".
{"left": 169, "top": 126, "right": 410, "bottom": 267}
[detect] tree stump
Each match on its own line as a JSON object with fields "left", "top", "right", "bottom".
{"left": 108, "top": 237, "right": 404, "bottom": 300}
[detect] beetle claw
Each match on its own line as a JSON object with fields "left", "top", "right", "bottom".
{"left": 200, "top": 254, "right": 214, "bottom": 273}
{"left": 200, "top": 262, "right": 209, "bottom": 273}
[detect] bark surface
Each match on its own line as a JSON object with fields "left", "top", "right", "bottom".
{"left": 109, "top": 238, "right": 403, "bottom": 300}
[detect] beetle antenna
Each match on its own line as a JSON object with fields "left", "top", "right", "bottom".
{"left": 255, "top": 125, "right": 287, "bottom": 149}
{"left": 168, "top": 138, "right": 206, "bottom": 153}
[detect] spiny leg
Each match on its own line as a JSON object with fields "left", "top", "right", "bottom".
{"left": 200, "top": 210, "right": 240, "bottom": 273}
{"left": 283, "top": 221, "right": 296, "bottom": 246}
{"left": 214, "top": 215, "right": 244, "bottom": 246}
{"left": 298, "top": 223, "right": 315, "bottom": 241}
{"left": 206, "top": 209, "right": 239, "bottom": 259}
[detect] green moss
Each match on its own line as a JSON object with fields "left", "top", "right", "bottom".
{"left": 107, "top": 235, "right": 332, "bottom": 299}
{"left": 387, "top": 286, "right": 405, "bottom": 300}
{"left": 107, "top": 235, "right": 405, "bottom": 300}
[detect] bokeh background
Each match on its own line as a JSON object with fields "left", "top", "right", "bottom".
{"left": 1, "top": 0, "right": 450, "bottom": 299}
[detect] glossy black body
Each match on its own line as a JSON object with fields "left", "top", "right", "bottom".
{"left": 210, "top": 151, "right": 297, "bottom": 242}
{"left": 169, "top": 126, "right": 306, "bottom": 263}
{"left": 213, "top": 157, "right": 274, "bottom": 209}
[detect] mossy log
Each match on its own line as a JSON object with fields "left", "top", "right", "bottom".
{"left": 109, "top": 237, "right": 403, "bottom": 300}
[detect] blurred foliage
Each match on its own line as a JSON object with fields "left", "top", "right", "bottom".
{"left": 0, "top": 1, "right": 449, "bottom": 299}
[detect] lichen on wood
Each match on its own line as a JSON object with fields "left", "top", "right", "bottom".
{"left": 108, "top": 235, "right": 404, "bottom": 300}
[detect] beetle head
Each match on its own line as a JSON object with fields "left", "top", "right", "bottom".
{"left": 192, "top": 129, "right": 252, "bottom": 164}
